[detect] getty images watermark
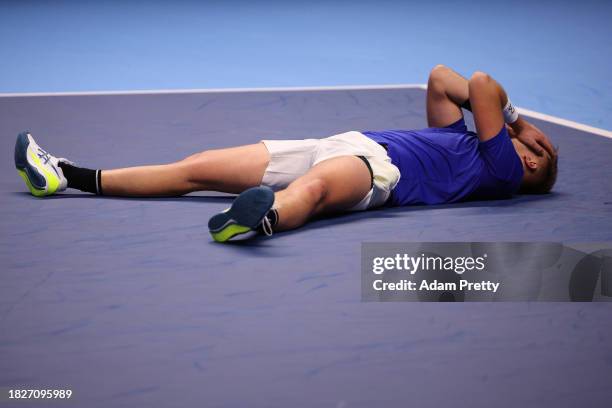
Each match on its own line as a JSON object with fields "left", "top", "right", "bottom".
{"left": 361, "top": 242, "right": 612, "bottom": 302}
{"left": 371, "top": 252, "right": 498, "bottom": 293}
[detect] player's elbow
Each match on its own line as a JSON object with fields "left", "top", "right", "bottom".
{"left": 430, "top": 64, "right": 450, "bottom": 75}
{"left": 468, "top": 72, "right": 495, "bottom": 98}
{"left": 428, "top": 64, "right": 452, "bottom": 94}
{"left": 469, "top": 71, "right": 492, "bottom": 86}
{"left": 429, "top": 64, "right": 452, "bottom": 81}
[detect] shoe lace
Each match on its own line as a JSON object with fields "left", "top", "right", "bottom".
{"left": 37, "top": 148, "right": 51, "bottom": 164}
{"left": 260, "top": 216, "right": 274, "bottom": 237}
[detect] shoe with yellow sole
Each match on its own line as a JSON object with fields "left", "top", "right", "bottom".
{"left": 208, "top": 186, "right": 275, "bottom": 242}
{"left": 14, "top": 132, "right": 69, "bottom": 197}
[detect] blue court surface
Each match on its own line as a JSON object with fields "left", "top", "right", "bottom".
{"left": 1, "top": 87, "right": 611, "bottom": 407}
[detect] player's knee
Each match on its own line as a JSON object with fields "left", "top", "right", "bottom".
{"left": 180, "top": 150, "right": 206, "bottom": 163}
{"left": 180, "top": 151, "right": 212, "bottom": 183}
{"left": 469, "top": 71, "right": 491, "bottom": 86}
{"left": 303, "top": 178, "right": 327, "bottom": 205}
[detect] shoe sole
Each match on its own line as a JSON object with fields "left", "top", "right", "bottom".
{"left": 208, "top": 187, "right": 275, "bottom": 243}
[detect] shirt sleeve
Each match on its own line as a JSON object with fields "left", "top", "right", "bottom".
{"left": 478, "top": 125, "right": 524, "bottom": 188}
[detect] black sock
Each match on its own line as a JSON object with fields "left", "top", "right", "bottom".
{"left": 58, "top": 162, "right": 103, "bottom": 195}
{"left": 257, "top": 208, "right": 279, "bottom": 234}
{"left": 266, "top": 208, "right": 279, "bottom": 227}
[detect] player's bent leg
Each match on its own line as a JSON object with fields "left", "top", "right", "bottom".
{"left": 207, "top": 155, "right": 372, "bottom": 242}
{"left": 273, "top": 155, "right": 373, "bottom": 230}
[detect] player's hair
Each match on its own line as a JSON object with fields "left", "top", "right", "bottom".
{"left": 520, "top": 148, "right": 558, "bottom": 194}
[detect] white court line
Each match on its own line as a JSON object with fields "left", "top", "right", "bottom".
{"left": 516, "top": 108, "right": 612, "bottom": 139}
{"left": 0, "top": 83, "right": 610, "bottom": 138}
{"left": 0, "top": 84, "right": 427, "bottom": 97}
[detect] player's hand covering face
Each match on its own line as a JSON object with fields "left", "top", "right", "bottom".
{"left": 512, "top": 121, "right": 557, "bottom": 159}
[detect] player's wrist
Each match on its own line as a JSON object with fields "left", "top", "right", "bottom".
{"left": 503, "top": 98, "right": 519, "bottom": 124}
{"left": 510, "top": 116, "right": 528, "bottom": 132}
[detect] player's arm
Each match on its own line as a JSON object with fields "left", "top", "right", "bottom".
{"left": 427, "top": 66, "right": 508, "bottom": 142}
{"left": 428, "top": 66, "right": 555, "bottom": 157}
{"left": 426, "top": 65, "right": 470, "bottom": 128}
{"left": 467, "top": 71, "right": 509, "bottom": 142}
{"left": 468, "top": 71, "right": 556, "bottom": 156}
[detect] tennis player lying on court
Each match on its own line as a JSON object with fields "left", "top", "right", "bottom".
{"left": 15, "top": 65, "right": 557, "bottom": 242}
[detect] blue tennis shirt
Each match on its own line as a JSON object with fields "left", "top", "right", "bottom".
{"left": 363, "top": 119, "right": 524, "bottom": 206}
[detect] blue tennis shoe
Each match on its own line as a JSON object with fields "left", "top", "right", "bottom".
{"left": 208, "top": 186, "right": 275, "bottom": 242}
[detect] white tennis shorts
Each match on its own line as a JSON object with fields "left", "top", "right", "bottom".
{"left": 261, "top": 131, "right": 401, "bottom": 211}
